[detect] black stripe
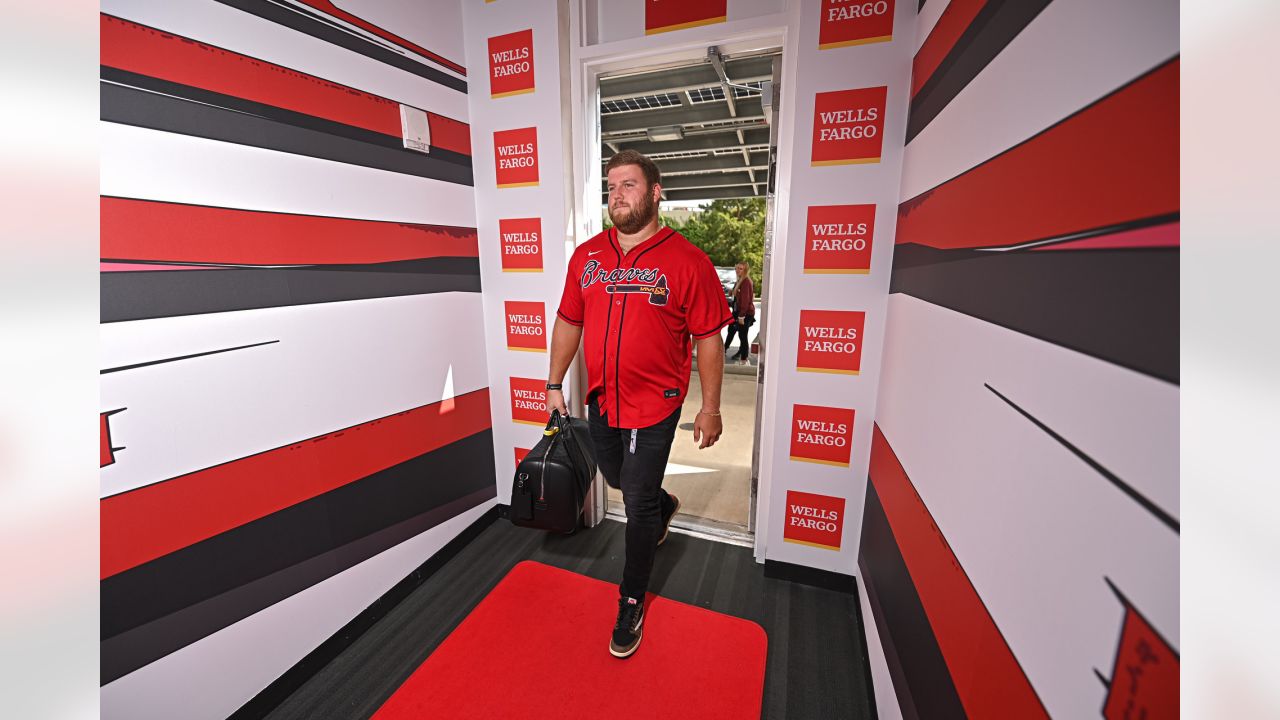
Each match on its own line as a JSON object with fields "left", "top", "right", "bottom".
{"left": 985, "top": 384, "right": 1179, "bottom": 532}
{"left": 889, "top": 244, "right": 1178, "bottom": 384}
{"left": 1102, "top": 577, "right": 1180, "bottom": 659}
{"left": 692, "top": 314, "right": 734, "bottom": 339}
{"left": 102, "top": 340, "right": 278, "bottom": 374}
{"left": 555, "top": 309, "right": 582, "bottom": 325}
{"left": 858, "top": 480, "right": 967, "bottom": 720}
{"left": 101, "top": 257, "right": 482, "bottom": 323}
{"left": 907, "top": 0, "right": 1052, "bottom": 143}
{"left": 101, "top": 82, "right": 473, "bottom": 187}
{"left": 101, "top": 193, "right": 478, "bottom": 230}
{"left": 227, "top": 505, "right": 501, "bottom": 719}
{"left": 893, "top": 215, "right": 1179, "bottom": 264}
{"left": 100, "top": 430, "right": 496, "bottom": 684}
{"left": 101, "top": 67, "right": 470, "bottom": 168}
{"left": 211, "top": 0, "right": 467, "bottom": 92}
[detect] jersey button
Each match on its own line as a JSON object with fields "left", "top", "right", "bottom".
{"left": 615, "top": 300, "right": 621, "bottom": 306}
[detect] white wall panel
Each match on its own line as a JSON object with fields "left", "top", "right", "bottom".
{"left": 101, "top": 122, "right": 477, "bottom": 228}
{"left": 463, "top": 0, "right": 575, "bottom": 503}
{"left": 875, "top": 294, "right": 1178, "bottom": 718}
{"left": 101, "top": 499, "right": 494, "bottom": 720}
{"left": 756, "top": 0, "right": 915, "bottom": 572}
{"left": 900, "top": 0, "right": 1180, "bottom": 200}
{"left": 102, "top": 0, "right": 469, "bottom": 118}
{"left": 101, "top": 293, "right": 489, "bottom": 498}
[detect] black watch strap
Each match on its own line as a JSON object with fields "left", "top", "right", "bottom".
{"left": 545, "top": 383, "right": 563, "bottom": 391}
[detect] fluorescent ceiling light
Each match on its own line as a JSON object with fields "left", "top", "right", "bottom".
{"left": 646, "top": 125, "right": 684, "bottom": 142}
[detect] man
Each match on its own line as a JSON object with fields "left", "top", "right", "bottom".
{"left": 546, "top": 150, "right": 732, "bottom": 659}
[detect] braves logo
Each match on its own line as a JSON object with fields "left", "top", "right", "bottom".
{"left": 580, "top": 260, "right": 669, "bottom": 306}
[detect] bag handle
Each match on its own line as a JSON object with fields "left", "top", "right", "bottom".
{"left": 542, "top": 407, "right": 573, "bottom": 435}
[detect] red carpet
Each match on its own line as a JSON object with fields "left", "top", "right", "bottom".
{"left": 372, "top": 560, "right": 768, "bottom": 720}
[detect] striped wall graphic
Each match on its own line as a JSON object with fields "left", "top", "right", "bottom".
{"left": 99, "top": 2, "right": 491, "bottom": 718}
{"left": 862, "top": 1, "right": 1179, "bottom": 718}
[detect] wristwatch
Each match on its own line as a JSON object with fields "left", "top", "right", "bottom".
{"left": 545, "top": 383, "right": 563, "bottom": 391}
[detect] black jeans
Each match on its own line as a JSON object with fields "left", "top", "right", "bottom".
{"left": 587, "top": 396, "right": 680, "bottom": 600}
{"left": 725, "top": 319, "right": 752, "bottom": 360}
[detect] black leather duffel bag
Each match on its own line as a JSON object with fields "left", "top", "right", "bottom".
{"left": 510, "top": 409, "right": 597, "bottom": 533}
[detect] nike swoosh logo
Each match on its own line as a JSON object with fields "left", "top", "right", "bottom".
{"left": 588, "top": 250, "right": 602, "bottom": 256}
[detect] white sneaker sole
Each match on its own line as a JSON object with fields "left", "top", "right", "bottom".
{"left": 609, "top": 612, "right": 645, "bottom": 658}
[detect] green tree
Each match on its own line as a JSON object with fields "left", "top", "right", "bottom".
{"left": 674, "top": 198, "right": 765, "bottom": 291}
{"left": 601, "top": 198, "right": 766, "bottom": 292}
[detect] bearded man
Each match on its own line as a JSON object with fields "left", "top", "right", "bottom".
{"left": 545, "top": 149, "right": 733, "bottom": 658}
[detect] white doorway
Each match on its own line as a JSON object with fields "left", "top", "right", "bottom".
{"left": 568, "top": 30, "right": 786, "bottom": 546}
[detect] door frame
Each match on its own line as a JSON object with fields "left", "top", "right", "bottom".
{"left": 565, "top": 4, "right": 794, "bottom": 553}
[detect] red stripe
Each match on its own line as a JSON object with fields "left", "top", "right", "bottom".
{"left": 100, "top": 413, "right": 117, "bottom": 467}
{"left": 100, "top": 197, "right": 478, "bottom": 265}
{"left": 100, "top": 388, "right": 491, "bottom": 579}
{"left": 1032, "top": 222, "right": 1179, "bottom": 251}
{"left": 100, "top": 15, "right": 470, "bottom": 156}
{"left": 897, "top": 60, "right": 1178, "bottom": 250}
{"left": 912, "top": 0, "right": 987, "bottom": 97}
{"left": 869, "top": 424, "right": 1048, "bottom": 718}
{"left": 100, "top": 262, "right": 226, "bottom": 272}
{"left": 292, "top": 0, "right": 466, "bottom": 76}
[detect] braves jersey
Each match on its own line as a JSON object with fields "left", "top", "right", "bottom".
{"left": 557, "top": 227, "right": 733, "bottom": 429}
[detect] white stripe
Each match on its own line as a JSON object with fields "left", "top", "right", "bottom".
{"left": 914, "top": 0, "right": 952, "bottom": 52}
{"left": 859, "top": 582, "right": 904, "bottom": 720}
{"left": 101, "top": 500, "right": 494, "bottom": 720}
{"left": 100, "top": 122, "right": 477, "bottom": 227}
{"left": 875, "top": 294, "right": 1177, "bottom": 718}
{"left": 100, "top": 293, "right": 490, "bottom": 498}
{"left": 274, "top": 0, "right": 466, "bottom": 81}
{"left": 102, "top": 0, "right": 468, "bottom": 120}
{"left": 900, "top": 0, "right": 1179, "bottom": 201}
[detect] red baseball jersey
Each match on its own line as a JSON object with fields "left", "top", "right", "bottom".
{"left": 557, "top": 227, "right": 732, "bottom": 428}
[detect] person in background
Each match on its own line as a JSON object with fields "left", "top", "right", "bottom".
{"left": 724, "top": 262, "right": 756, "bottom": 365}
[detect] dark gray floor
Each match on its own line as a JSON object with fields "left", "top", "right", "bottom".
{"left": 264, "top": 517, "right": 874, "bottom": 720}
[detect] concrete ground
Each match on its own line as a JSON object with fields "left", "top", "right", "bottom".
{"left": 606, "top": 336, "right": 760, "bottom": 528}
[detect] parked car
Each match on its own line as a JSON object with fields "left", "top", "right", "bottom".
{"left": 714, "top": 266, "right": 736, "bottom": 299}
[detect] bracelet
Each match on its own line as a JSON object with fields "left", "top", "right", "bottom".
{"left": 545, "top": 383, "right": 563, "bottom": 391}
{"left": 698, "top": 409, "right": 721, "bottom": 416}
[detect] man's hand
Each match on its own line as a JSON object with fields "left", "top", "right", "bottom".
{"left": 547, "top": 388, "right": 568, "bottom": 416}
{"left": 692, "top": 410, "right": 722, "bottom": 449}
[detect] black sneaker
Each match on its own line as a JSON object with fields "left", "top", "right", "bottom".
{"left": 609, "top": 596, "right": 645, "bottom": 658}
{"left": 658, "top": 493, "right": 681, "bottom": 547}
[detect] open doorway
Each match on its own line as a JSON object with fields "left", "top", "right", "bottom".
{"left": 594, "top": 46, "right": 782, "bottom": 542}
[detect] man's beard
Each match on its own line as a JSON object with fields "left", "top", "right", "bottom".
{"left": 609, "top": 190, "right": 657, "bottom": 234}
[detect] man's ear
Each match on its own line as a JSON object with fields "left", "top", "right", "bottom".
{"left": 651, "top": 183, "right": 662, "bottom": 202}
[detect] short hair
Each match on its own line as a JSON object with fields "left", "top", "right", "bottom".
{"left": 605, "top": 149, "right": 662, "bottom": 189}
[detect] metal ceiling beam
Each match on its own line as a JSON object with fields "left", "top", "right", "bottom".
{"left": 660, "top": 173, "right": 758, "bottom": 191}
{"left": 661, "top": 186, "right": 765, "bottom": 202}
{"left": 603, "top": 119, "right": 767, "bottom": 144}
{"left": 598, "top": 56, "right": 775, "bottom": 100}
{"left": 607, "top": 128, "right": 771, "bottom": 156}
{"left": 601, "top": 97, "right": 764, "bottom": 134}
{"left": 650, "top": 151, "right": 769, "bottom": 175}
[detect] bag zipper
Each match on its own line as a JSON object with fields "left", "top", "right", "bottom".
{"left": 539, "top": 428, "right": 559, "bottom": 503}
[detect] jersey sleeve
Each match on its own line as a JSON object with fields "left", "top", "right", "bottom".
{"left": 556, "top": 251, "right": 584, "bottom": 326}
{"left": 686, "top": 255, "right": 734, "bottom": 339}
